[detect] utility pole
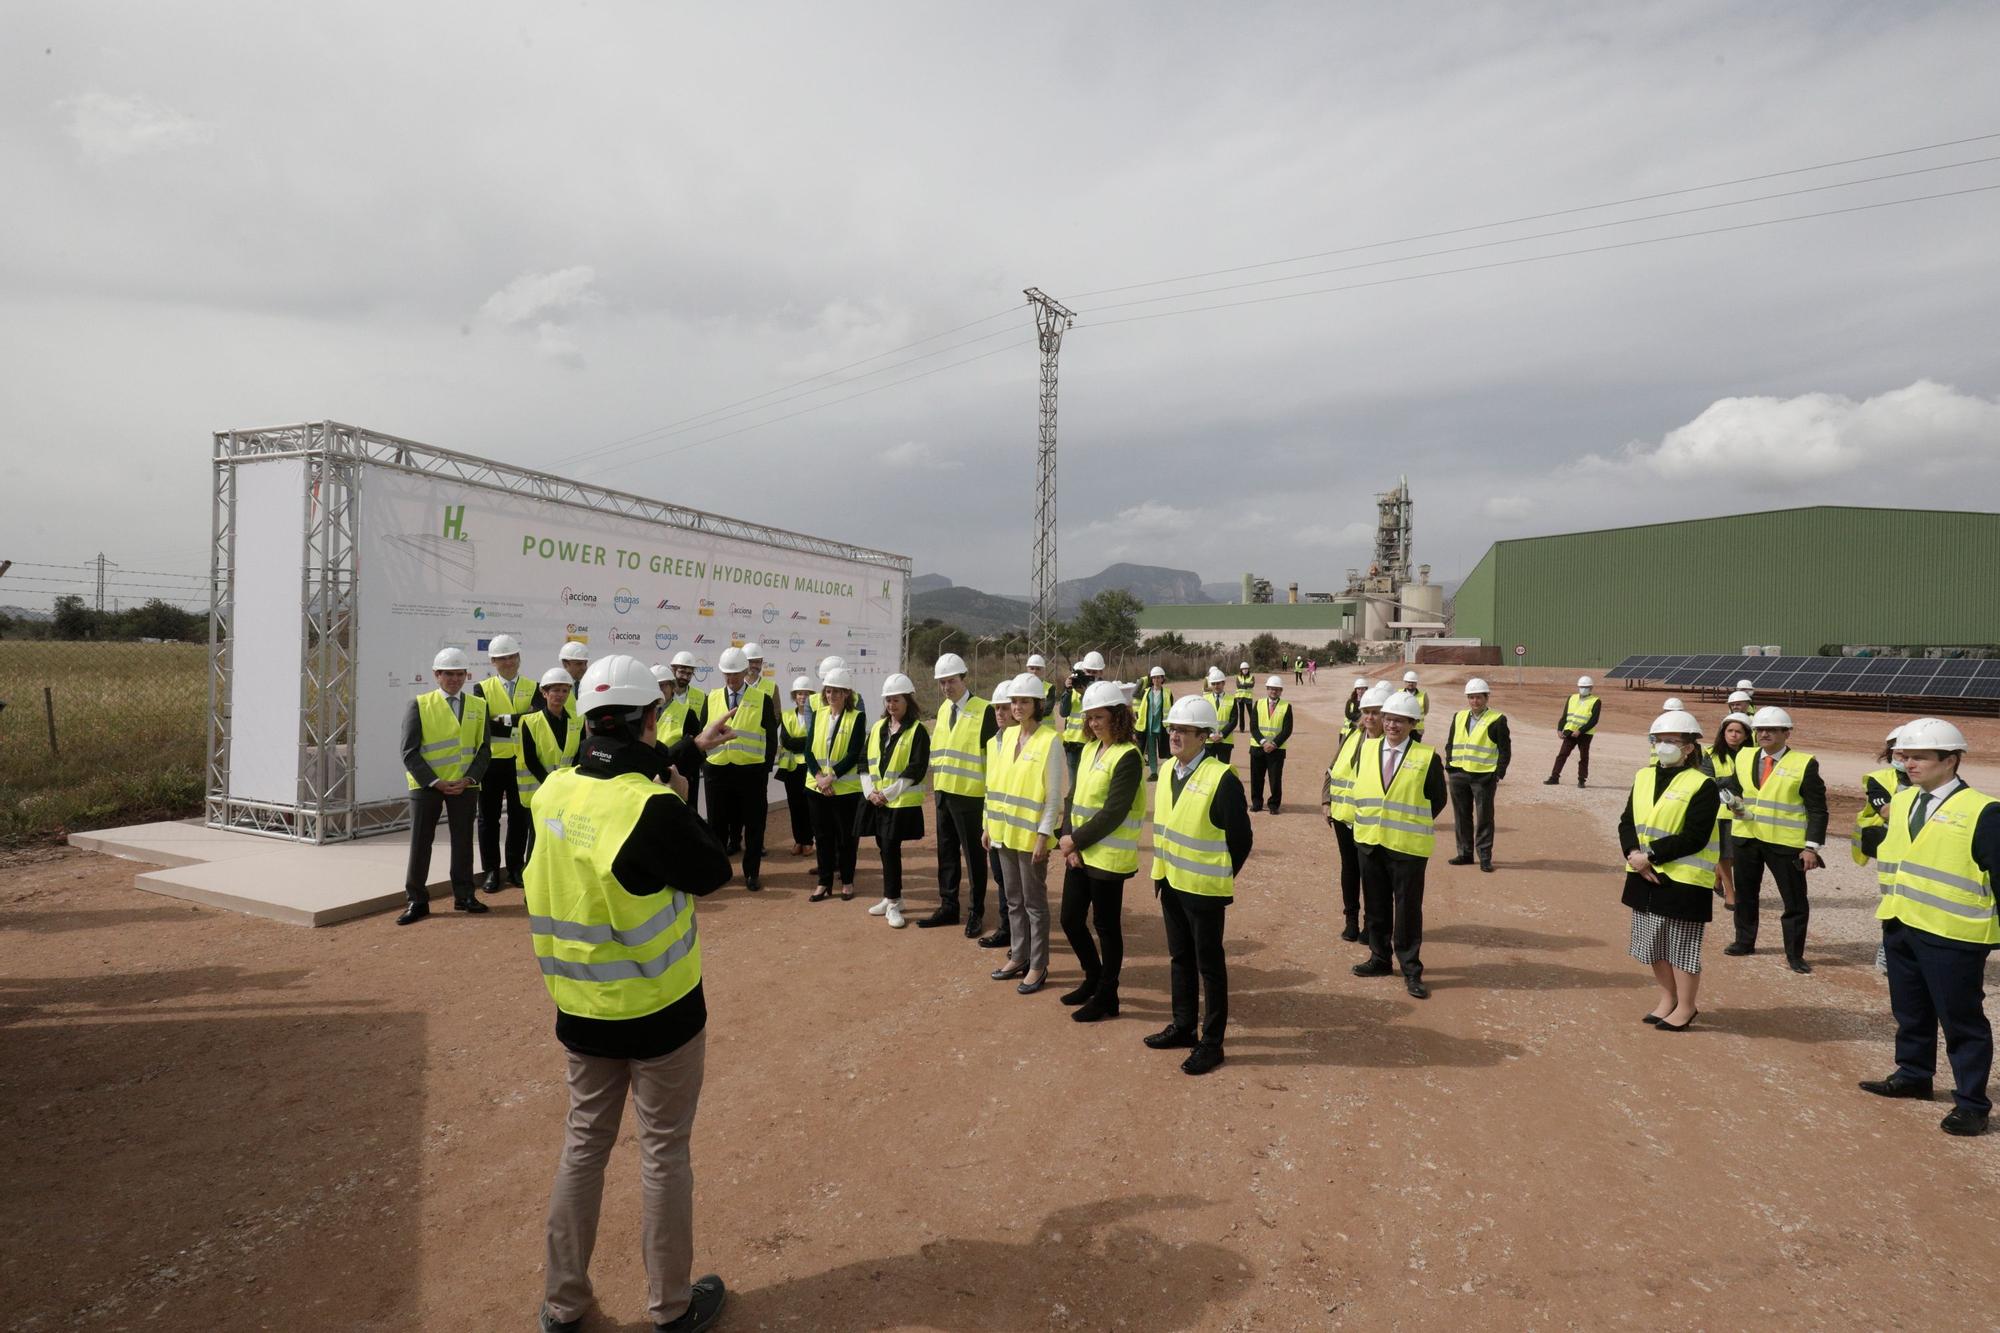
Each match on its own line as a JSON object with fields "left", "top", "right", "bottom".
{"left": 93, "top": 552, "right": 116, "bottom": 611}
{"left": 1024, "top": 287, "right": 1074, "bottom": 660}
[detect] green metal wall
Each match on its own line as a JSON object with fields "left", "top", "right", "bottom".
{"left": 1461, "top": 507, "right": 2000, "bottom": 666}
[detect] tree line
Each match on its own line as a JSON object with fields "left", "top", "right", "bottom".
{"left": 0, "top": 595, "right": 208, "bottom": 642}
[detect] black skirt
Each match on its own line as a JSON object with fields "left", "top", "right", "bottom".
{"left": 856, "top": 799, "right": 925, "bottom": 842}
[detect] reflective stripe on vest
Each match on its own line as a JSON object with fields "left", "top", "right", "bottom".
{"left": 1326, "top": 727, "right": 1366, "bottom": 824}
{"left": 1235, "top": 674, "right": 1254, "bottom": 700}
{"left": 706, "top": 686, "right": 767, "bottom": 766}
{"left": 517, "top": 709, "right": 580, "bottom": 807}
{"left": 983, "top": 726, "right": 1015, "bottom": 841}
{"left": 1630, "top": 764, "right": 1718, "bottom": 890}
{"left": 868, "top": 720, "right": 926, "bottom": 810}
{"left": 477, "top": 674, "right": 539, "bottom": 760}
{"left": 1256, "top": 698, "right": 1292, "bottom": 750}
{"left": 989, "top": 725, "right": 1057, "bottom": 853}
{"left": 659, "top": 695, "right": 691, "bottom": 747}
{"left": 810, "top": 709, "right": 863, "bottom": 795}
{"left": 407, "top": 690, "right": 486, "bottom": 790}
{"left": 1070, "top": 739, "right": 1144, "bottom": 876}
{"left": 1061, "top": 689, "right": 1087, "bottom": 745}
{"left": 1450, "top": 709, "right": 1503, "bottom": 773}
{"left": 523, "top": 769, "right": 702, "bottom": 1020}
{"left": 1734, "top": 749, "right": 1814, "bottom": 848}
{"left": 1350, "top": 738, "right": 1437, "bottom": 857}
{"left": 1562, "top": 693, "right": 1597, "bottom": 735}
{"left": 1149, "top": 755, "right": 1234, "bottom": 896}
{"left": 931, "top": 695, "right": 992, "bottom": 798}
{"left": 777, "top": 707, "right": 809, "bottom": 772}
{"left": 1874, "top": 785, "right": 1999, "bottom": 945}
{"left": 1205, "top": 691, "right": 1235, "bottom": 737}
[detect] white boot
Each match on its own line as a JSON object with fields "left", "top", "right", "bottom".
{"left": 868, "top": 897, "right": 892, "bottom": 916}
{"left": 885, "top": 900, "right": 906, "bottom": 928}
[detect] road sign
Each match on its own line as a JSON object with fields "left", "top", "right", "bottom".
{"left": 1513, "top": 644, "right": 1526, "bottom": 657}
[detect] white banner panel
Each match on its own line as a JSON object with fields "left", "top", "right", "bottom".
{"left": 353, "top": 466, "right": 905, "bottom": 804}
{"left": 228, "top": 458, "right": 306, "bottom": 803}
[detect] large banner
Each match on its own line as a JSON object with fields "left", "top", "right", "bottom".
{"left": 354, "top": 466, "right": 905, "bottom": 805}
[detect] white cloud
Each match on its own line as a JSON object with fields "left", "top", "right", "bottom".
{"left": 1075, "top": 501, "right": 1202, "bottom": 558}
{"left": 1482, "top": 495, "right": 1534, "bottom": 521}
{"left": 1292, "top": 520, "right": 1376, "bottom": 550}
{"left": 1600, "top": 380, "right": 2000, "bottom": 485}
{"left": 478, "top": 266, "right": 601, "bottom": 327}
{"left": 62, "top": 91, "right": 214, "bottom": 160}
{"left": 882, "top": 439, "right": 959, "bottom": 470}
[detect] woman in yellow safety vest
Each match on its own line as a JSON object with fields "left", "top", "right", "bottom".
{"left": 1705, "top": 712, "right": 1751, "bottom": 911}
{"left": 1056, "top": 680, "right": 1146, "bottom": 1022}
{"left": 1134, "top": 666, "right": 1174, "bottom": 778}
{"left": 1620, "top": 710, "right": 1721, "bottom": 1031}
{"left": 1201, "top": 667, "right": 1237, "bottom": 766}
{"left": 859, "top": 674, "right": 930, "bottom": 929}
{"left": 1853, "top": 724, "right": 1909, "bottom": 974}
{"left": 805, "top": 667, "right": 867, "bottom": 901}
{"left": 976, "top": 677, "right": 1018, "bottom": 953}
{"left": 1323, "top": 682, "right": 1390, "bottom": 942}
{"left": 519, "top": 667, "right": 581, "bottom": 809}
{"left": 982, "top": 672, "right": 1068, "bottom": 994}
{"left": 775, "top": 675, "right": 817, "bottom": 858}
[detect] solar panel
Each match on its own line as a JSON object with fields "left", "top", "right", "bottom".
{"left": 1592, "top": 652, "right": 1996, "bottom": 708}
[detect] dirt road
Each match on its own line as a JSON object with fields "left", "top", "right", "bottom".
{"left": 5, "top": 669, "right": 1998, "bottom": 1330}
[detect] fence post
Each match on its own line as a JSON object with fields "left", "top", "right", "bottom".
{"left": 43, "top": 685, "right": 59, "bottom": 757}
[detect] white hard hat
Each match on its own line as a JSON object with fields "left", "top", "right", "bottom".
{"left": 1119, "top": 681, "right": 1138, "bottom": 703}
{"left": 1009, "top": 672, "right": 1048, "bottom": 701}
{"left": 1663, "top": 697, "right": 1685, "bottom": 712}
{"left": 1206, "top": 666, "right": 1227, "bottom": 684}
{"left": 1576, "top": 675, "right": 1593, "bottom": 688}
{"left": 1403, "top": 670, "right": 1420, "bottom": 683}
{"left": 1081, "top": 651, "right": 1107, "bottom": 672}
{"left": 650, "top": 663, "right": 673, "bottom": 681}
{"left": 1649, "top": 710, "right": 1701, "bottom": 736}
{"left": 717, "top": 647, "right": 750, "bottom": 674}
{"left": 1382, "top": 693, "right": 1423, "bottom": 721}
{"left": 790, "top": 675, "right": 814, "bottom": 694}
{"left": 559, "top": 641, "right": 590, "bottom": 662}
{"left": 1239, "top": 661, "right": 1250, "bottom": 670}
{"left": 1465, "top": 678, "right": 1491, "bottom": 695}
{"left": 432, "top": 647, "right": 471, "bottom": 672}
{"left": 822, "top": 667, "right": 855, "bottom": 691}
{"left": 1165, "top": 695, "right": 1220, "bottom": 731}
{"left": 485, "top": 634, "right": 520, "bottom": 658}
{"left": 1360, "top": 682, "right": 1394, "bottom": 709}
{"left": 881, "top": 672, "right": 916, "bottom": 698}
{"left": 934, "top": 652, "right": 968, "bottom": 679}
{"left": 743, "top": 641, "right": 764, "bottom": 659}
{"left": 1352, "top": 677, "right": 1369, "bottom": 690}
{"left": 1081, "top": 680, "right": 1127, "bottom": 711}
{"left": 670, "top": 650, "right": 697, "bottom": 668}
{"left": 818, "top": 655, "right": 846, "bottom": 676}
{"left": 1751, "top": 706, "right": 1794, "bottom": 729}
{"left": 1722, "top": 711, "right": 1753, "bottom": 729}
{"left": 991, "top": 677, "right": 1016, "bottom": 705}
{"left": 1266, "top": 675, "right": 1284, "bottom": 689}
{"left": 1149, "top": 665, "right": 1166, "bottom": 678}
{"left": 1737, "top": 678, "right": 1755, "bottom": 691}
{"left": 1025, "top": 653, "right": 1047, "bottom": 670}
{"left": 1727, "top": 690, "right": 1752, "bottom": 705}
{"left": 1898, "top": 717, "right": 1969, "bottom": 752}
{"left": 1886, "top": 723, "right": 1904, "bottom": 744}
{"left": 539, "top": 666, "right": 572, "bottom": 689}
{"left": 578, "top": 654, "right": 660, "bottom": 714}
{"left": 1071, "top": 661, "right": 1087, "bottom": 673}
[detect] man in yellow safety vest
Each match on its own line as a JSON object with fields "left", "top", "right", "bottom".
{"left": 475, "top": 633, "right": 541, "bottom": 894}
{"left": 1349, "top": 691, "right": 1448, "bottom": 998}
{"left": 1444, "top": 677, "right": 1511, "bottom": 872}
{"left": 399, "top": 647, "right": 492, "bottom": 925}
{"left": 1724, "top": 705, "right": 1828, "bottom": 973}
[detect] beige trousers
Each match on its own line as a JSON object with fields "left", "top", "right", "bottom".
{"left": 543, "top": 1030, "right": 706, "bottom": 1325}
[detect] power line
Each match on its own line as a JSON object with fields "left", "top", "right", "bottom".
{"left": 1080, "top": 155, "right": 2000, "bottom": 315}
{"left": 1079, "top": 182, "right": 2000, "bottom": 328}
{"left": 6, "top": 560, "right": 208, "bottom": 582}
{"left": 1, "top": 575, "right": 212, "bottom": 596}
{"left": 1071, "top": 129, "right": 2000, "bottom": 300}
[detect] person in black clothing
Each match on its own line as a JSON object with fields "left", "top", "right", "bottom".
{"left": 859, "top": 675, "right": 930, "bottom": 929}
{"left": 1545, "top": 676, "right": 1601, "bottom": 786}
{"left": 1057, "top": 684, "right": 1146, "bottom": 1023}
{"left": 775, "top": 676, "right": 818, "bottom": 858}
{"left": 399, "top": 648, "right": 491, "bottom": 925}
{"left": 1443, "top": 679, "right": 1512, "bottom": 872}
{"left": 1620, "top": 712, "right": 1721, "bottom": 1032}
{"left": 805, "top": 668, "right": 868, "bottom": 901}
{"left": 1350, "top": 694, "right": 1450, "bottom": 998}
{"left": 1322, "top": 683, "right": 1388, "bottom": 943}
{"left": 1724, "top": 708, "right": 1829, "bottom": 973}
{"left": 925, "top": 656, "right": 999, "bottom": 934}
{"left": 702, "top": 648, "right": 779, "bottom": 892}
{"left": 1247, "top": 676, "right": 1294, "bottom": 813}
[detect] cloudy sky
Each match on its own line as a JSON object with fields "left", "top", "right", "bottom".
{"left": 4, "top": 1, "right": 1997, "bottom": 612}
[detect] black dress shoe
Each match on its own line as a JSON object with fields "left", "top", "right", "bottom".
{"left": 1578, "top": 778, "right": 1587, "bottom": 788}
{"left": 1404, "top": 976, "right": 1430, "bottom": 1000}
{"left": 1447, "top": 855, "right": 1475, "bottom": 866}
{"left": 978, "top": 931, "right": 1011, "bottom": 950}
{"left": 1723, "top": 942, "right": 1754, "bottom": 957}
{"left": 743, "top": 874, "right": 762, "bottom": 892}
{"left": 1642, "top": 1014, "right": 1665, "bottom": 1025}
{"left": 1542, "top": 776, "right": 1559, "bottom": 785}
{"left": 395, "top": 901, "right": 429, "bottom": 925}
{"left": 1941, "top": 1107, "right": 1991, "bottom": 1137}
{"left": 481, "top": 870, "right": 506, "bottom": 895}
{"left": 1249, "top": 804, "right": 1264, "bottom": 813}
{"left": 1268, "top": 804, "right": 1281, "bottom": 815}
{"left": 454, "top": 895, "right": 490, "bottom": 914}
{"left": 1143, "top": 1024, "right": 1198, "bottom": 1050}
{"left": 1073, "top": 988, "right": 1119, "bottom": 1022}
{"left": 1858, "top": 1076, "right": 1934, "bottom": 1100}
{"left": 916, "top": 910, "right": 960, "bottom": 929}
{"left": 963, "top": 914, "right": 983, "bottom": 939}
{"left": 1340, "top": 925, "right": 1361, "bottom": 943}
{"left": 1787, "top": 957, "right": 1812, "bottom": 975}
{"left": 1479, "top": 862, "right": 1494, "bottom": 873}
{"left": 656, "top": 1273, "right": 727, "bottom": 1332}
{"left": 1181, "top": 1046, "right": 1225, "bottom": 1076}
{"left": 725, "top": 838, "right": 742, "bottom": 855}
{"left": 1059, "top": 979, "right": 1097, "bottom": 1006}
{"left": 539, "top": 1304, "right": 583, "bottom": 1333}
{"left": 505, "top": 868, "right": 525, "bottom": 888}
{"left": 1351, "top": 958, "right": 1393, "bottom": 978}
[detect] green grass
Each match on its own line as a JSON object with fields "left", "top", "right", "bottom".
{"left": 0, "top": 640, "right": 208, "bottom": 845}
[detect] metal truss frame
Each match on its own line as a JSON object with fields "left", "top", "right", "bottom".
{"left": 207, "top": 421, "right": 912, "bottom": 843}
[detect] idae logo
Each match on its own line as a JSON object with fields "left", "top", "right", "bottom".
{"left": 562, "top": 587, "right": 598, "bottom": 608}
{"left": 655, "top": 626, "right": 679, "bottom": 650}
{"left": 564, "top": 624, "right": 590, "bottom": 643}
{"left": 817, "top": 610, "right": 831, "bottom": 625}
{"left": 441, "top": 504, "right": 470, "bottom": 541}
{"left": 613, "top": 587, "right": 640, "bottom": 615}
{"left": 697, "top": 598, "right": 716, "bottom": 618}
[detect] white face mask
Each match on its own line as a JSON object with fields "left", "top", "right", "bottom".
{"left": 1654, "top": 740, "right": 1685, "bottom": 766}
{"left": 1891, "top": 758, "right": 1908, "bottom": 773}
{"left": 1577, "top": 686, "right": 1592, "bottom": 696}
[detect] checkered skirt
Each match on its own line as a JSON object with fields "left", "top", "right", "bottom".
{"left": 1629, "top": 910, "right": 1704, "bottom": 974}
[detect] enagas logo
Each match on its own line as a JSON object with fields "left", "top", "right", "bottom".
{"left": 694, "top": 659, "right": 714, "bottom": 683}
{"left": 697, "top": 598, "right": 716, "bottom": 617}
{"left": 788, "top": 634, "right": 806, "bottom": 652}
{"left": 613, "top": 587, "right": 640, "bottom": 615}
{"left": 761, "top": 602, "right": 779, "bottom": 624}
{"left": 656, "top": 597, "right": 682, "bottom": 612}
{"left": 655, "top": 626, "right": 679, "bottom": 650}
{"left": 562, "top": 587, "right": 598, "bottom": 607}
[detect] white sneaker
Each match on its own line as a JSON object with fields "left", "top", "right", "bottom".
{"left": 885, "top": 901, "right": 906, "bottom": 928}
{"left": 868, "top": 897, "right": 892, "bottom": 916}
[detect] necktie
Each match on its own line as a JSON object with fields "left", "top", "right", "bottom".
{"left": 1908, "top": 791, "right": 1933, "bottom": 838}
{"left": 1382, "top": 745, "right": 1396, "bottom": 785}
{"left": 1760, "top": 753, "right": 1774, "bottom": 785}
{"left": 948, "top": 702, "right": 958, "bottom": 728}
{"left": 449, "top": 694, "right": 462, "bottom": 721}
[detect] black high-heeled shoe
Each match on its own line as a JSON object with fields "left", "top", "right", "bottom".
{"left": 990, "top": 963, "right": 1027, "bottom": 981}
{"left": 1656, "top": 1009, "right": 1699, "bottom": 1032}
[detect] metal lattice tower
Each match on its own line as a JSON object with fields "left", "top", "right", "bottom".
{"left": 1024, "top": 287, "right": 1074, "bottom": 659}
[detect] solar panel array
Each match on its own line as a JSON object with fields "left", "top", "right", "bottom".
{"left": 1605, "top": 654, "right": 2000, "bottom": 700}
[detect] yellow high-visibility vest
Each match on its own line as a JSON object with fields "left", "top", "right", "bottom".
{"left": 810, "top": 708, "right": 863, "bottom": 796}
{"left": 705, "top": 684, "right": 768, "bottom": 767}
{"left": 476, "top": 674, "right": 539, "bottom": 760}
{"left": 1351, "top": 738, "right": 1437, "bottom": 857}
{"left": 1325, "top": 726, "right": 1366, "bottom": 824}
{"left": 1734, "top": 748, "right": 1814, "bottom": 849}
{"left": 1070, "top": 739, "right": 1144, "bottom": 876}
{"left": 1233, "top": 673, "right": 1254, "bottom": 701}
{"left": 406, "top": 690, "right": 487, "bottom": 790}
{"left": 1561, "top": 693, "right": 1597, "bottom": 735}
{"left": 1449, "top": 709, "right": 1504, "bottom": 774}
{"left": 1628, "top": 764, "right": 1718, "bottom": 890}
{"left": 983, "top": 723, "right": 1016, "bottom": 842}
{"left": 1255, "top": 698, "right": 1292, "bottom": 750}
{"left": 1149, "top": 754, "right": 1235, "bottom": 896}
{"left": 1134, "top": 686, "right": 1176, "bottom": 732}
{"left": 1061, "top": 688, "right": 1087, "bottom": 746}
{"left": 988, "top": 724, "right": 1057, "bottom": 853}
{"left": 777, "top": 706, "right": 809, "bottom": 773}
{"left": 1874, "top": 784, "right": 1999, "bottom": 946}
{"left": 1204, "top": 690, "right": 1235, "bottom": 739}
{"left": 524, "top": 769, "right": 702, "bottom": 1020}
{"left": 517, "top": 709, "right": 580, "bottom": 807}
{"left": 930, "top": 695, "right": 992, "bottom": 798}
{"left": 867, "top": 719, "right": 926, "bottom": 810}
{"left": 1851, "top": 765, "right": 1900, "bottom": 867}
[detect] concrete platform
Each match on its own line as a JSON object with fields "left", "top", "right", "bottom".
{"left": 69, "top": 819, "right": 474, "bottom": 927}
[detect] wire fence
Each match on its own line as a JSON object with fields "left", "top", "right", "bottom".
{"left": 0, "top": 640, "right": 207, "bottom": 845}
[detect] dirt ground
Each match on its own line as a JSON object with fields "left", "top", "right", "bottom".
{"left": 6, "top": 666, "right": 2000, "bottom": 1331}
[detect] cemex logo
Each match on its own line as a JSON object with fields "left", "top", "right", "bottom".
{"left": 655, "top": 626, "right": 679, "bottom": 650}
{"left": 562, "top": 587, "right": 597, "bottom": 607}
{"left": 656, "top": 598, "right": 682, "bottom": 612}
{"left": 729, "top": 603, "right": 753, "bottom": 619}
{"left": 609, "top": 627, "right": 642, "bottom": 646}
{"left": 788, "top": 634, "right": 806, "bottom": 652}
{"left": 613, "top": 587, "right": 640, "bottom": 615}
{"left": 441, "top": 504, "right": 469, "bottom": 541}
{"left": 762, "top": 602, "right": 779, "bottom": 623}
{"left": 813, "top": 638, "right": 830, "bottom": 648}
{"left": 697, "top": 598, "right": 716, "bottom": 617}
{"left": 789, "top": 610, "right": 807, "bottom": 622}
{"left": 694, "top": 633, "right": 715, "bottom": 645}
{"left": 565, "top": 624, "right": 590, "bottom": 643}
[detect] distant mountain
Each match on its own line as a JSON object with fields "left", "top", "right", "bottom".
{"left": 0, "top": 604, "right": 52, "bottom": 622}
{"left": 1200, "top": 581, "right": 1240, "bottom": 604}
{"left": 911, "top": 585, "right": 1030, "bottom": 634}
{"left": 910, "top": 573, "right": 953, "bottom": 594}
{"left": 1056, "top": 563, "right": 1210, "bottom": 612}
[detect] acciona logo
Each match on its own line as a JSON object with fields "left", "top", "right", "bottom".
{"left": 562, "top": 587, "right": 598, "bottom": 607}
{"left": 609, "top": 627, "right": 642, "bottom": 645}
{"left": 730, "top": 603, "right": 753, "bottom": 619}
{"left": 613, "top": 587, "right": 640, "bottom": 614}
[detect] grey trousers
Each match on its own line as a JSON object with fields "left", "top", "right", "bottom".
{"left": 544, "top": 1031, "right": 707, "bottom": 1327}
{"left": 997, "top": 847, "right": 1051, "bottom": 971}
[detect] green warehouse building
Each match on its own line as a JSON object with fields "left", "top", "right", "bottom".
{"left": 1452, "top": 506, "right": 2000, "bottom": 666}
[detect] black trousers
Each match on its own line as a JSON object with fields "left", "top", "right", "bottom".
{"left": 1448, "top": 769, "right": 1497, "bottom": 863}
{"left": 1233, "top": 698, "right": 1254, "bottom": 734}
{"left": 405, "top": 786, "right": 477, "bottom": 904}
{"left": 1331, "top": 817, "right": 1361, "bottom": 928}
{"left": 874, "top": 829, "right": 907, "bottom": 900}
{"left": 934, "top": 793, "right": 987, "bottom": 916}
{"left": 1064, "top": 743, "right": 1084, "bottom": 795}
{"left": 778, "top": 767, "right": 814, "bottom": 847}
{"left": 1159, "top": 885, "right": 1229, "bottom": 1049}
{"left": 1205, "top": 740, "right": 1234, "bottom": 767}
{"left": 1732, "top": 837, "right": 1809, "bottom": 959}
{"left": 1060, "top": 865, "right": 1128, "bottom": 986}
{"left": 1549, "top": 732, "right": 1593, "bottom": 781}
{"left": 1248, "top": 747, "right": 1286, "bottom": 809}
{"left": 1884, "top": 919, "right": 1993, "bottom": 1114}
{"left": 988, "top": 842, "right": 1008, "bottom": 927}
{"left": 1358, "top": 844, "right": 1427, "bottom": 977}
{"left": 809, "top": 790, "right": 862, "bottom": 887}
{"left": 476, "top": 756, "right": 527, "bottom": 877}
{"left": 706, "top": 765, "right": 768, "bottom": 877}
